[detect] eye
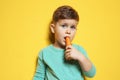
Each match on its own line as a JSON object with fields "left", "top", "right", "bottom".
{"left": 61, "top": 24, "right": 67, "bottom": 28}
{"left": 70, "top": 26, "right": 76, "bottom": 30}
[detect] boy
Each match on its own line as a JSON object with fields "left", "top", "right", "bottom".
{"left": 33, "top": 5, "right": 96, "bottom": 80}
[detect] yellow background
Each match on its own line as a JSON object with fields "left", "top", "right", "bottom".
{"left": 0, "top": 0, "right": 120, "bottom": 80}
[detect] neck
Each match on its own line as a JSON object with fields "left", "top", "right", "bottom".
{"left": 53, "top": 42, "right": 66, "bottom": 49}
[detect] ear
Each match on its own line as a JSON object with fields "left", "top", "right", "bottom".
{"left": 50, "top": 24, "right": 55, "bottom": 33}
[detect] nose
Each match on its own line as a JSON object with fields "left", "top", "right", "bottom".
{"left": 65, "top": 28, "right": 71, "bottom": 34}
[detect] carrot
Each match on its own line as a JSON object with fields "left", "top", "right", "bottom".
{"left": 66, "top": 37, "right": 71, "bottom": 46}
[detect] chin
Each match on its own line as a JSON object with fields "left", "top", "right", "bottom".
{"left": 59, "top": 42, "right": 66, "bottom": 49}
{"left": 55, "top": 41, "right": 66, "bottom": 49}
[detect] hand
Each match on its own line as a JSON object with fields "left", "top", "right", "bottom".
{"left": 65, "top": 45, "right": 93, "bottom": 72}
{"left": 64, "top": 45, "right": 81, "bottom": 61}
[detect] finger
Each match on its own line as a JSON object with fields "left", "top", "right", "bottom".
{"left": 66, "top": 55, "right": 71, "bottom": 60}
{"left": 65, "top": 52, "right": 70, "bottom": 57}
{"left": 65, "top": 53, "right": 71, "bottom": 60}
{"left": 65, "top": 49, "right": 71, "bottom": 54}
{"left": 66, "top": 45, "right": 72, "bottom": 50}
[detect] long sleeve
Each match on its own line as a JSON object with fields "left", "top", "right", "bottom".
{"left": 76, "top": 45, "right": 96, "bottom": 78}
{"left": 83, "top": 64, "right": 96, "bottom": 78}
{"left": 33, "top": 44, "right": 96, "bottom": 80}
{"left": 33, "top": 51, "right": 46, "bottom": 80}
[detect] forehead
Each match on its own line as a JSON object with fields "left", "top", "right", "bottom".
{"left": 57, "top": 19, "right": 78, "bottom": 25}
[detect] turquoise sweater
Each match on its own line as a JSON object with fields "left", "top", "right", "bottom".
{"left": 33, "top": 44, "right": 96, "bottom": 80}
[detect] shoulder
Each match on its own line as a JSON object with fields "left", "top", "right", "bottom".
{"left": 42, "top": 45, "right": 52, "bottom": 51}
{"left": 38, "top": 45, "right": 52, "bottom": 57}
{"left": 72, "top": 44, "right": 85, "bottom": 50}
{"left": 72, "top": 44, "right": 88, "bottom": 57}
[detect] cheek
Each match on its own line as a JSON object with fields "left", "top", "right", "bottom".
{"left": 56, "top": 28, "right": 65, "bottom": 35}
{"left": 72, "top": 31, "right": 76, "bottom": 36}
{"left": 55, "top": 30, "right": 63, "bottom": 38}
{"left": 71, "top": 31, "right": 76, "bottom": 39}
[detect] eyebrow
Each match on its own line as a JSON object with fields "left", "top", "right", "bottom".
{"left": 60, "top": 22, "right": 76, "bottom": 26}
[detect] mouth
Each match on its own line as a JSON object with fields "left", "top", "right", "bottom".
{"left": 64, "top": 36, "right": 70, "bottom": 42}
{"left": 64, "top": 36, "right": 70, "bottom": 39}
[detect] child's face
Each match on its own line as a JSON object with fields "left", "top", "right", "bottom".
{"left": 51, "top": 19, "right": 78, "bottom": 48}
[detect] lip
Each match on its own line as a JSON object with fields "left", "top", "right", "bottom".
{"left": 64, "top": 36, "right": 70, "bottom": 39}
{"left": 64, "top": 36, "right": 70, "bottom": 43}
